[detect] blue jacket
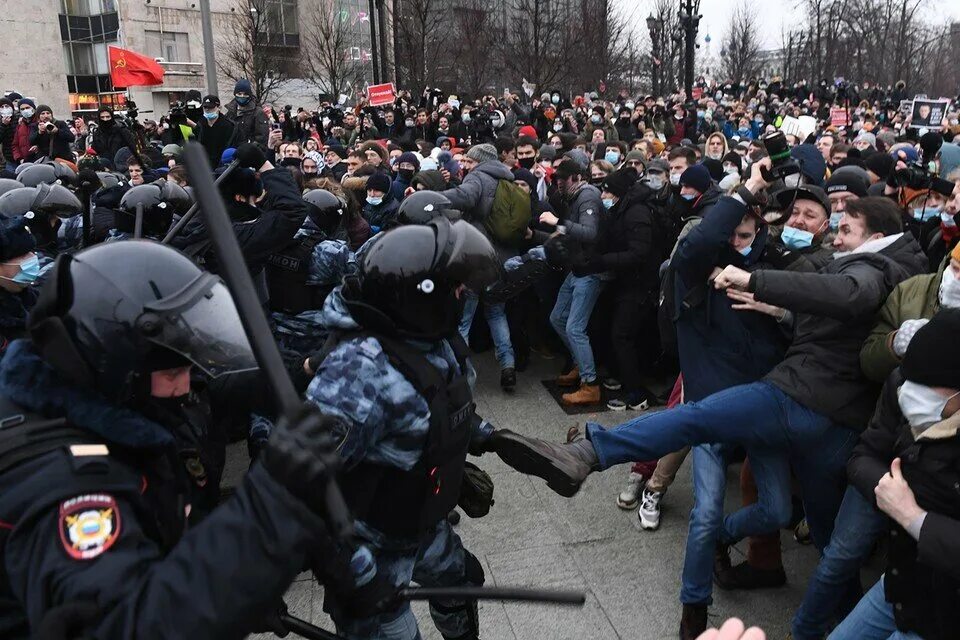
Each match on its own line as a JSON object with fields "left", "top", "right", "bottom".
{"left": 670, "top": 196, "right": 788, "bottom": 402}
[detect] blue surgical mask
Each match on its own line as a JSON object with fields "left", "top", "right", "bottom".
{"left": 781, "top": 225, "right": 815, "bottom": 250}
{"left": 738, "top": 245, "right": 752, "bottom": 256}
{"left": 366, "top": 195, "right": 383, "bottom": 206}
{"left": 20, "top": 108, "right": 34, "bottom": 119}
{"left": 2, "top": 255, "right": 39, "bottom": 285}
{"left": 681, "top": 193, "right": 696, "bottom": 201}
{"left": 912, "top": 206, "right": 940, "bottom": 222}
{"left": 602, "top": 198, "right": 615, "bottom": 209}
{"left": 552, "top": 95, "right": 560, "bottom": 105}
{"left": 829, "top": 212, "right": 843, "bottom": 230}
{"left": 604, "top": 151, "right": 620, "bottom": 164}
{"left": 591, "top": 114, "right": 602, "bottom": 125}
{"left": 203, "top": 111, "right": 218, "bottom": 121}
{"left": 234, "top": 95, "right": 251, "bottom": 105}
{"left": 942, "top": 211, "right": 957, "bottom": 228}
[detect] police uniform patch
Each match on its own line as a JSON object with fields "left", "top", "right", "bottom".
{"left": 59, "top": 494, "right": 121, "bottom": 560}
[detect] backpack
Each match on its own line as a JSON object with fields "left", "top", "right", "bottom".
{"left": 484, "top": 179, "right": 531, "bottom": 246}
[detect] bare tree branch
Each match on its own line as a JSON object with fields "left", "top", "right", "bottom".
{"left": 300, "top": 0, "right": 368, "bottom": 99}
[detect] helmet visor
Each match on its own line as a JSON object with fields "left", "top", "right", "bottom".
{"left": 142, "top": 272, "right": 257, "bottom": 377}
{"left": 441, "top": 220, "right": 500, "bottom": 291}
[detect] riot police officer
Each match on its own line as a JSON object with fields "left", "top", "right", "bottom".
{"left": 0, "top": 241, "right": 346, "bottom": 638}
{"left": 0, "top": 182, "right": 82, "bottom": 267}
{"left": 303, "top": 217, "right": 501, "bottom": 639}
{"left": 110, "top": 179, "right": 191, "bottom": 241}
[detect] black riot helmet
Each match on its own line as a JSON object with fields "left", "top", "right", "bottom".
{"left": 397, "top": 190, "right": 457, "bottom": 225}
{"left": 303, "top": 188, "right": 345, "bottom": 236}
{"left": 117, "top": 182, "right": 188, "bottom": 238}
{"left": 28, "top": 242, "right": 257, "bottom": 404}
{"left": 0, "top": 179, "right": 25, "bottom": 197}
{"left": 0, "top": 184, "right": 82, "bottom": 219}
{"left": 96, "top": 171, "right": 124, "bottom": 190}
{"left": 343, "top": 217, "right": 499, "bottom": 340}
{"left": 17, "top": 162, "right": 77, "bottom": 188}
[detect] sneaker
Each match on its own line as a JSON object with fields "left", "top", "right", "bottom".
{"left": 500, "top": 367, "right": 516, "bottom": 391}
{"left": 606, "top": 397, "right": 650, "bottom": 412}
{"left": 616, "top": 472, "right": 645, "bottom": 510}
{"left": 602, "top": 378, "right": 622, "bottom": 391}
{"left": 714, "top": 560, "right": 787, "bottom": 591}
{"left": 679, "top": 603, "right": 708, "bottom": 640}
{"left": 636, "top": 488, "right": 663, "bottom": 530}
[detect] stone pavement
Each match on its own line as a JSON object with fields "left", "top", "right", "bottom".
{"left": 234, "top": 350, "right": 881, "bottom": 640}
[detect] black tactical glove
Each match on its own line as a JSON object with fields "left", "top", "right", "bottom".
{"left": 543, "top": 232, "right": 581, "bottom": 269}
{"left": 338, "top": 567, "right": 403, "bottom": 619}
{"left": 458, "top": 461, "right": 495, "bottom": 518}
{"left": 235, "top": 142, "right": 268, "bottom": 169}
{"left": 260, "top": 403, "right": 343, "bottom": 513}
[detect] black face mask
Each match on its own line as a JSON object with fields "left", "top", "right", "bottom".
{"left": 280, "top": 157, "right": 301, "bottom": 167}
{"left": 517, "top": 157, "right": 536, "bottom": 170}
{"left": 398, "top": 168, "right": 415, "bottom": 181}
{"left": 100, "top": 118, "right": 114, "bottom": 129}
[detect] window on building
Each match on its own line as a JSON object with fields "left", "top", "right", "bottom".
{"left": 144, "top": 30, "right": 190, "bottom": 62}
{"left": 259, "top": 0, "right": 298, "bottom": 46}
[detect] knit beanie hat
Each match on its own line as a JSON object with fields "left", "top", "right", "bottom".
{"left": 518, "top": 125, "right": 538, "bottom": 139}
{"left": 538, "top": 145, "right": 557, "bottom": 162}
{"left": 825, "top": 169, "right": 869, "bottom": 197}
{"left": 564, "top": 149, "right": 590, "bottom": 172}
{"left": 161, "top": 144, "right": 183, "bottom": 157}
{"left": 326, "top": 143, "right": 348, "bottom": 160}
{"left": 679, "top": 164, "right": 712, "bottom": 194}
{"left": 863, "top": 152, "right": 894, "bottom": 180}
{"left": 600, "top": 167, "right": 638, "bottom": 198}
{"left": 701, "top": 158, "right": 724, "bottom": 182}
{"left": 624, "top": 150, "right": 646, "bottom": 168}
{"left": 0, "top": 216, "right": 36, "bottom": 261}
{"left": 36, "top": 105, "right": 52, "bottom": 115}
{"left": 396, "top": 152, "right": 421, "bottom": 170}
{"left": 18, "top": 98, "right": 36, "bottom": 110}
{"left": 234, "top": 78, "right": 253, "bottom": 95}
{"left": 466, "top": 143, "right": 497, "bottom": 164}
{"left": 366, "top": 172, "right": 391, "bottom": 194}
{"left": 901, "top": 309, "right": 960, "bottom": 388}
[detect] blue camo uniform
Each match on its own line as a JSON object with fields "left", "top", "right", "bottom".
{"left": 306, "top": 287, "right": 493, "bottom": 640}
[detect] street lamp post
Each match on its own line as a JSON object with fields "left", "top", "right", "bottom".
{"left": 646, "top": 13, "right": 661, "bottom": 96}
{"left": 678, "top": 0, "right": 701, "bottom": 98}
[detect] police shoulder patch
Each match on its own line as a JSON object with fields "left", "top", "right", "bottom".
{"left": 59, "top": 494, "right": 121, "bottom": 561}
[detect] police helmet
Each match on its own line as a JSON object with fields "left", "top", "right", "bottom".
{"left": 0, "top": 178, "right": 25, "bottom": 197}
{"left": 343, "top": 217, "right": 499, "bottom": 340}
{"left": 17, "top": 162, "right": 77, "bottom": 188}
{"left": 117, "top": 184, "right": 179, "bottom": 238}
{"left": 28, "top": 242, "right": 256, "bottom": 404}
{"left": 96, "top": 171, "right": 123, "bottom": 190}
{"left": 397, "top": 190, "right": 455, "bottom": 225}
{"left": 0, "top": 184, "right": 82, "bottom": 220}
{"left": 303, "top": 188, "right": 345, "bottom": 236}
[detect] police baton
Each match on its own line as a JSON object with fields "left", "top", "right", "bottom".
{"left": 181, "top": 142, "right": 353, "bottom": 542}
{"left": 161, "top": 160, "right": 238, "bottom": 245}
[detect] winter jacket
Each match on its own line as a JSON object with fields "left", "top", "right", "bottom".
{"left": 170, "top": 167, "right": 307, "bottom": 275}
{"left": 848, "top": 370, "right": 960, "bottom": 640}
{"left": 860, "top": 260, "right": 944, "bottom": 383}
{"left": 90, "top": 124, "right": 137, "bottom": 168}
{"left": 224, "top": 99, "right": 269, "bottom": 148}
{"left": 28, "top": 120, "right": 75, "bottom": 161}
{"left": 196, "top": 116, "right": 237, "bottom": 170}
{"left": 670, "top": 196, "right": 788, "bottom": 402}
{"left": 361, "top": 196, "right": 400, "bottom": 232}
{"left": 581, "top": 182, "right": 663, "bottom": 294}
{"left": 761, "top": 239, "right": 836, "bottom": 273}
{"left": 750, "top": 233, "right": 928, "bottom": 429}
{"left": 0, "top": 118, "right": 17, "bottom": 166}
{"left": 439, "top": 160, "right": 519, "bottom": 257}
{"left": 669, "top": 184, "right": 723, "bottom": 256}
{"left": 12, "top": 117, "right": 37, "bottom": 162}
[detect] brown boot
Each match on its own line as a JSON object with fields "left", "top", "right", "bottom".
{"left": 679, "top": 603, "right": 708, "bottom": 640}
{"left": 562, "top": 382, "right": 600, "bottom": 405}
{"left": 556, "top": 367, "right": 580, "bottom": 387}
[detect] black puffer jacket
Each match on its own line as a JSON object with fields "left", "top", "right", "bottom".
{"left": 848, "top": 370, "right": 960, "bottom": 640}
{"left": 750, "top": 233, "right": 928, "bottom": 429}
{"left": 577, "top": 182, "right": 664, "bottom": 293}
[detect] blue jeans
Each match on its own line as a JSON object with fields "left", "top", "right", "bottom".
{"left": 549, "top": 273, "right": 604, "bottom": 383}
{"left": 828, "top": 577, "right": 923, "bottom": 640}
{"left": 793, "top": 485, "right": 887, "bottom": 640}
{"left": 586, "top": 381, "right": 856, "bottom": 552}
{"left": 459, "top": 294, "right": 515, "bottom": 369}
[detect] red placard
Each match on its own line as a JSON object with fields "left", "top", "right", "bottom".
{"left": 367, "top": 83, "right": 396, "bottom": 106}
{"left": 830, "top": 107, "right": 849, "bottom": 127}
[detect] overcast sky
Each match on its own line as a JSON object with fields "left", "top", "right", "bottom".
{"left": 620, "top": 0, "right": 960, "bottom": 49}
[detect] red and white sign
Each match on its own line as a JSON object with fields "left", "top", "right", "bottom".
{"left": 367, "top": 83, "right": 397, "bottom": 106}
{"left": 830, "top": 107, "right": 849, "bottom": 127}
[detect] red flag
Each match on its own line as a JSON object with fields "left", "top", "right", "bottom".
{"left": 108, "top": 46, "right": 165, "bottom": 88}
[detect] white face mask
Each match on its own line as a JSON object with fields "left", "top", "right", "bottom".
{"left": 939, "top": 267, "right": 960, "bottom": 308}
{"left": 898, "top": 380, "right": 958, "bottom": 431}
{"left": 669, "top": 172, "right": 681, "bottom": 186}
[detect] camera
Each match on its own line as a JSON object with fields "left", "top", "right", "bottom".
{"left": 43, "top": 122, "right": 56, "bottom": 133}
{"left": 893, "top": 131, "right": 954, "bottom": 196}
{"left": 759, "top": 131, "right": 801, "bottom": 182}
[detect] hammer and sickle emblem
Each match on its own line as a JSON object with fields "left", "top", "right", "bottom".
{"left": 115, "top": 56, "right": 127, "bottom": 69}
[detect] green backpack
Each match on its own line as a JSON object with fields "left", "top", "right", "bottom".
{"left": 483, "top": 179, "right": 532, "bottom": 246}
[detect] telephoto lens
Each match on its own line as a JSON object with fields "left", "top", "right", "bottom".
{"left": 761, "top": 131, "right": 791, "bottom": 167}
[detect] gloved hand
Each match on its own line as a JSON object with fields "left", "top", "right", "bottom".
{"left": 893, "top": 318, "right": 929, "bottom": 357}
{"left": 260, "top": 403, "right": 343, "bottom": 512}
{"left": 458, "top": 461, "right": 495, "bottom": 518}
{"left": 544, "top": 232, "right": 580, "bottom": 268}
{"left": 235, "top": 142, "right": 267, "bottom": 170}
{"left": 338, "top": 567, "right": 402, "bottom": 619}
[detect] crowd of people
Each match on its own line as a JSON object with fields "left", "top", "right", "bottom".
{"left": 0, "top": 75, "right": 959, "bottom": 640}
